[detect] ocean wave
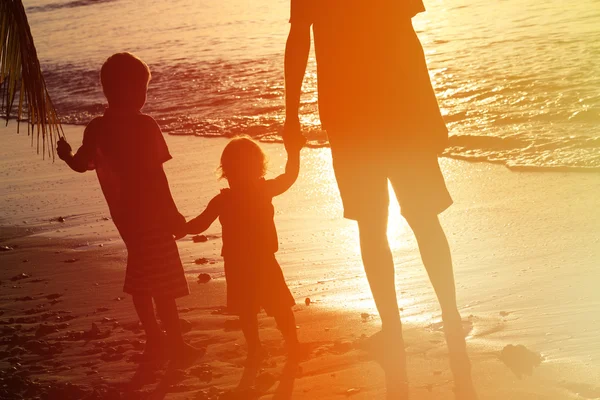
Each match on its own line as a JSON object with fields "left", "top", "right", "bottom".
{"left": 26, "top": 0, "right": 119, "bottom": 13}
{"left": 35, "top": 59, "right": 600, "bottom": 173}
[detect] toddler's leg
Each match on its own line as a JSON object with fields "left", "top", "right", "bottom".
{"left": 239, "top": 313, "right": 262, "bottom": 360}
{"left": 274, "top": 308, "right": 299, "bottom": 354}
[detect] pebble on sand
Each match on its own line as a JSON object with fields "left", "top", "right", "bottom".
{"left": 197, "top": 273, "right": 212, "bottom": 284}
{"left": 11, "top": 273, "right": 30, "bottom": 281}
{"left": 192, "top": 235, "right": 208, "bottom": 243}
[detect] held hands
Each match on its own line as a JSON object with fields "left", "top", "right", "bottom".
{"left": 56, "top": 137, "right": 72, "bottom": 161}
{"left": 172, "top": 213, "right": 187, "bottom": 240}
{"left": 283, "top": 117, "right": 306, "bottom": 153}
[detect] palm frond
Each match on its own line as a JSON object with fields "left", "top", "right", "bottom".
{"left": 0, "top": 0, "right": 64, "bottom": 159}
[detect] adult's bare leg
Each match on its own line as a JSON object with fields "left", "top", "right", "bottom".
{"left": 357, "top": 214, "right": 402, "bottom": 334}
{"left": 357, "top": 214, "right": 408, "bottom": 396}
{"left": 405, "top": 213, "right": 477, "bottom": 398}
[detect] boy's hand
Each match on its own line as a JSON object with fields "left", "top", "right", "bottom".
{"left": 173, "top": 230, "right": 186, "bottom": 240}
{"left": 172, "top": 214, "right": 187, "bottom": 240}
{"left": 56, "top": 137, "right": 72, "bottom": 161}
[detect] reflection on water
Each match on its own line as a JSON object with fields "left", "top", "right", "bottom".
{"left": 22, "top": 0, "right": 600, "bottom": 170}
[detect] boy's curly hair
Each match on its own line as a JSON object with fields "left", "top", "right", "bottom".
{"left": 100, "top": 52, "right": 150, "bottom": 110}
{"left": 219, "top": 136, "right": 267, "bottom": 181}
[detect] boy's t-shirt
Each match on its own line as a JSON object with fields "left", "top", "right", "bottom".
{"left": 76, "top": 109, "right": 176, "bottom": 241}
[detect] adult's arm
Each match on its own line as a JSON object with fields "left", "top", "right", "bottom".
{"left": 283, "top": 19, "right": 311, "bottom": 138}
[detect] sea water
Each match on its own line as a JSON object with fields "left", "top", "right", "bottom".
{"left": 22, "top": 0, "right": 600, "bottom": 171}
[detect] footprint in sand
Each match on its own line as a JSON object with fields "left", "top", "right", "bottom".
{"left": 499, "top": 344, "right": 542, "bottom": 378}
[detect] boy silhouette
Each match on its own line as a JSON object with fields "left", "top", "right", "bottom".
{"left": 57, "top": 52, "right": 202, "bottom": 367}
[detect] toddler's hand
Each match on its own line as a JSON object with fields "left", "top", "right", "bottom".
{"left": 284, "top": 134, "right": 306, "bottom": 154}
{"left": 56, "top": 137, "right": 72, "bottom": 161}
{"left": 173, "top": 231, "right": 186, "bottom": 240}
{"left": 283, "top": 117, "right": 301, "bottom": 138}
{"left": 172, "top": 214, "right": 187, "bottom": 239}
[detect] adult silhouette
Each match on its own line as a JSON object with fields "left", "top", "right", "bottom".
{"left": 283, "top": 1, "right": 477, "bottom": 398}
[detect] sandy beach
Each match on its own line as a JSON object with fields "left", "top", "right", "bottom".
{"left": 1, "top": 122, "right": 599, "bottom": 399}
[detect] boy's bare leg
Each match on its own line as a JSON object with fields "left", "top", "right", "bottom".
{"left": 405, "top": 214, "right": 477, "bottom": 398}
{"left": 132, "top": 296, "right": 164, "bottom": 339}
{"left": 155, "top": 297, "right": 204, "bottom": 367}
{"left": 132, "top": 295, "right": 168, "bottom": 362}
{"left": 154, "top": 297, "right": 184, "bottom": 345}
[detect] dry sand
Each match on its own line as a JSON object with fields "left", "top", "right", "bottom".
{"left": 1, "top": 122, "right": 599, "bottom": 399}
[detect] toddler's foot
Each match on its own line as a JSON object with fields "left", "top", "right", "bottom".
{"left": 245, "top": 346, "right": 267, "bottom": 368}
{"left": 170, "top": 342, "right": 206, "bottom": 369}
{"left": 286, "top": 342, "right": 309, "bottom": 364}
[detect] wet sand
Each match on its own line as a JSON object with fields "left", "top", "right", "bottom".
{"left": 1, "top": 122, "right": 599, "bottom": 399}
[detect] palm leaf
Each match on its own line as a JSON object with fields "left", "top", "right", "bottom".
{"left": 0, "top": 0, "right": 64, "bottom": 159}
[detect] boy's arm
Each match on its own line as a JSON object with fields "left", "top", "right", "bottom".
{"left": 266, "top": 144, "right": 301, "bottom": 197}
{"left": 283, "top": 9, "right": 312, "bottom": 142}
{"left": 57, "top": 137, "right": 90, "bottom": 173}
{"left": 186, "top": 196, "right": 221, "bottom": 235}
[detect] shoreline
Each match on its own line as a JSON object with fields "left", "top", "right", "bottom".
{"left": 5, "top": 118, "right": 598, "bottom": 173}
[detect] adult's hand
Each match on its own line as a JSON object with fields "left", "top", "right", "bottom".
{"left": 283, "top": 117, "right": 306, "bottom": 151}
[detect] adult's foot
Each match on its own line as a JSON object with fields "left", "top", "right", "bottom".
{"left": 454, "top": 380, "right": 479, "bottom": 400}
{"left": 358, "top": 329, "right": 405, "bottom": 357}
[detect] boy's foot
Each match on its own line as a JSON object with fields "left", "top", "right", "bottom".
{"left": 170, "top": 342, "right": 206, "bottom": 369}
{"left": 137, "top": 333, "right": 169, "bottom": 364}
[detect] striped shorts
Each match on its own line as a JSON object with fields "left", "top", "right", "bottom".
{"left": 123, "top": 230, "right": 189, "bottom": 299}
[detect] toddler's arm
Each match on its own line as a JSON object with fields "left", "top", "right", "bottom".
{"left": 186, "top": 195, "right": 221, "bottom": 235}
{"left": 266, "top": 138, "right": 304, "bottom": 196}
